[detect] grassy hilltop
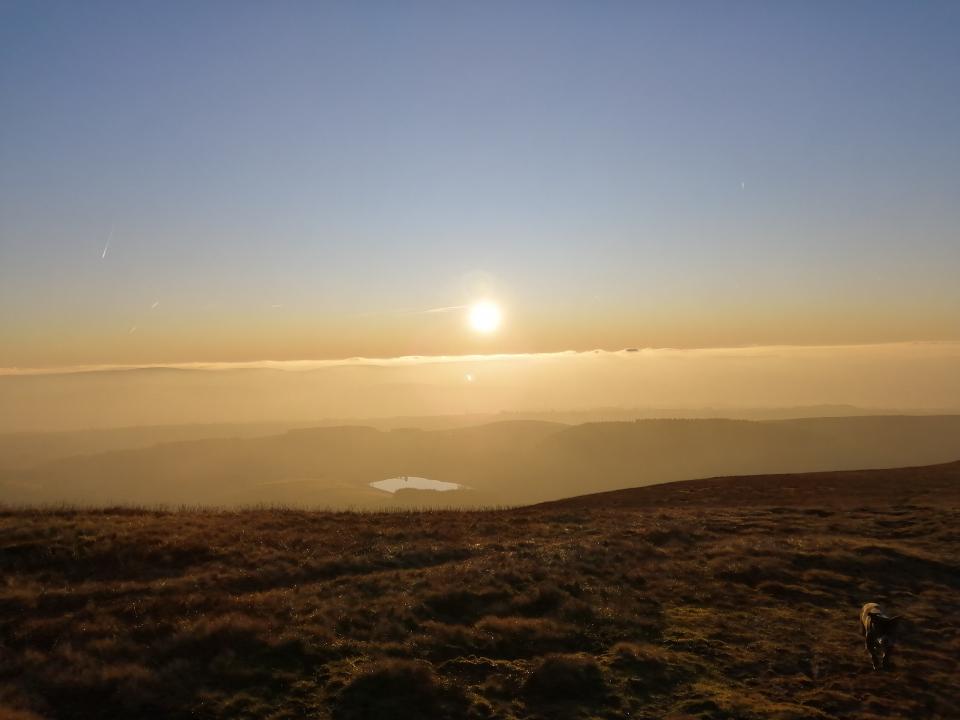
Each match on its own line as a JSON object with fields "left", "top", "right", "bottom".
{"left": 2, "top": 461, "right": 959, "bottom": 719}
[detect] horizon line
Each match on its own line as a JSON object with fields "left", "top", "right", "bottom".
{"left": 2, "top": 339, "right": 959, "bottom": 377}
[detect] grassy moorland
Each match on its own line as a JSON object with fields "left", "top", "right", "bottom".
{"left": 1, "top": 462, "right": 958, "bottom": 719}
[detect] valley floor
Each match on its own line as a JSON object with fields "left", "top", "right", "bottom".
{"left": 1, "top": 475, "right": 958, "bottom": 719}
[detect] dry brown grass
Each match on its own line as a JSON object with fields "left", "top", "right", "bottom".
{"left": 1, "top": 466, "right": 958, "bottom": 718}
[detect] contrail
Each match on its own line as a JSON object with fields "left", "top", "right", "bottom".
{"left": 357, "top": 304, "right": 468, "bottom": 318}
{"left": 418, "top": 305, "right": 467, "bottom": 315}
{"left": 101, "top": 226, "right": 114, "bottom": 259}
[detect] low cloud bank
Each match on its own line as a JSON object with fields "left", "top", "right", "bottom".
{"left": 2, "top": 342, "right": 958, "bottom": 432}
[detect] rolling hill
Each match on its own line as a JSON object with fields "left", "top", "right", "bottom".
{"left": 537, "top": 459, "right": 960, "bottom": 510}
{"left": 3, "top": 415, "right": 960, "bottom": 508}
{"left": 1, "top": 461, "right": 957, "bottom": 719}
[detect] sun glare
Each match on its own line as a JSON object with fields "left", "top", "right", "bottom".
{"left": 469, "top": 301, "right": 501, "bottom": 334}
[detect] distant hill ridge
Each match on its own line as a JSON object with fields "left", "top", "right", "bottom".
{"left": 3, "top": 415, "right": 960, "bottom": 508}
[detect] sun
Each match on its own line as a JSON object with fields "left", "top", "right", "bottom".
{"left": 469, "top": 301, "right": 502, "bottom": 334}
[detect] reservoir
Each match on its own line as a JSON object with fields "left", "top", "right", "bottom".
{"left": 370, "top": 475, "right": 462, "bottom": 493}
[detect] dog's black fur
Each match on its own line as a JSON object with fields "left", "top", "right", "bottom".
{"left": 860, "top": 602, "right": 901, "bottom": 670}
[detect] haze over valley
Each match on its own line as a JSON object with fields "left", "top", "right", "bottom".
{"left": 4, "top": 415, "right": 960, "bottom": 508}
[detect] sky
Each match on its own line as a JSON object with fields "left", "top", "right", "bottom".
{"left": 1, "top": 1, "right": 959, "bottom": 368}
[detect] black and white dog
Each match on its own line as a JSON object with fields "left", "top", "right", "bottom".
{"left": 860, "top": 602, "right": 901, "bottom": 670}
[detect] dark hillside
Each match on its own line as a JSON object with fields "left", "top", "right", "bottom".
{"left": 1, "top": 461, "right": 958, "bottom": 719}
{"left": 536, "top": 460, "right": 960, "bottom": 510}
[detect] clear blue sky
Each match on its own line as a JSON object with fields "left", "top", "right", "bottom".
{"left": 1, "top": 1, "right": 958, "bottom": 366}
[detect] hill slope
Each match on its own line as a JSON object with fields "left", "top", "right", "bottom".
{"left": 1, "top": 462, "right": 957, "bottom": 719}
{"left": 537, "top": 459, "right": 960, "bottom": 509}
